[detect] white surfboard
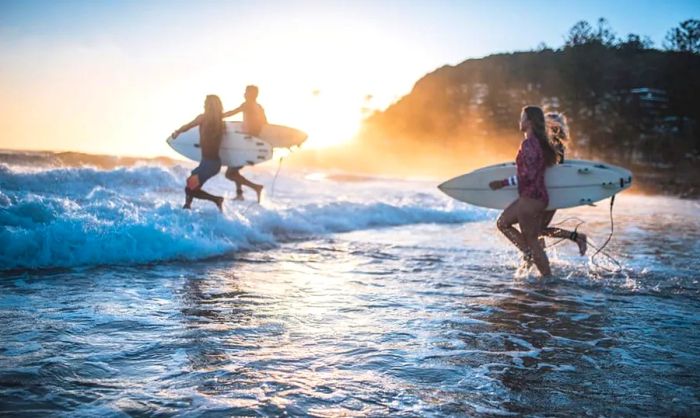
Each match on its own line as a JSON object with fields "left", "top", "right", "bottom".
{"left": 224, "top": 121, "right": 307, "bottom": 148}
{"left": 438, "top": 159, "right": 633, "bottom": 210}
{"left": 166, "top": 122, "right": 272, "bottom": 167}
{"left": 258, "top": 123, "right": 308, "bottom": 148}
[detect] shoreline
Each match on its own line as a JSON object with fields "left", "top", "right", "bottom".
{"left": 2, "top": 148, "right": 698, "bottom": 200}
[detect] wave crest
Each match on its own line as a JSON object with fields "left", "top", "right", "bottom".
{"left": 1, "top": 163, "right": 488, "bottom": 270}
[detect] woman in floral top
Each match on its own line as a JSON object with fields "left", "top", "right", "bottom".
{"left": 489, "top": 106, "right": 558, "bottom": 277}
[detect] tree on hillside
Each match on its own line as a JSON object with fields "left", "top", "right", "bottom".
{"left": 359, "top": 18, "right": 700, "bottom": 167}
{"left": 565, "top": 18, "right": 617, "bottom": 48}
{"left": 618, "top": 34, "right": 654, "bottom": 51}
{"left": 565, "top": 21, "right": 593, "bottom": 47}
{"left": 664, "top": 19, "right": 700, "bottom": 53}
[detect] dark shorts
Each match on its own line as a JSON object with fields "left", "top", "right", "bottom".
{"left": 191, "top": 158, "right": 222, "bottom": 185}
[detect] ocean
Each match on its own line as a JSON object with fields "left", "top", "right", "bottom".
{"left": 1, "top": 151, "right": 699, "bottom": 416}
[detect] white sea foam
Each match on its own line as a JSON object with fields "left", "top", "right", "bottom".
{"left": 0, "top": 161, "right": 488, "bottom": 270}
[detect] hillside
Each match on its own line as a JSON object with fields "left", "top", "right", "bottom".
{"left": 290, "top": 41, "right": 700, "bottom": 194}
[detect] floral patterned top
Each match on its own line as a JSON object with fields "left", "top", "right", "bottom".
{"left": 516, "top": 134, "right": 549, "bottom": 205}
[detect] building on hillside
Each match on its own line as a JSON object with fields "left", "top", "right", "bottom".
{"left": 629, "top": 88, "right": 669, "bottom": 118}
{"left": 626, "top": 87, "right": 697, "bottom": 164}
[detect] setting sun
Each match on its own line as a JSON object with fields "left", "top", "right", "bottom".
{"left": 0, "top": 3, "right": 438, "bottom": 157}
{"left": 264, "top": 90, "right": 364, "bottom": 149}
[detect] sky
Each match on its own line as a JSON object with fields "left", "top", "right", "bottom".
{"left": 0, "top": 0, "right": 698, "bottom": 157}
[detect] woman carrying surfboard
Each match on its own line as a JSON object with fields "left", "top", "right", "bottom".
{"left": 171, "top": 95, "right": 225, "bottom": 211}
{"left": 489, "top": 106, "right": 557, "bottom": 277}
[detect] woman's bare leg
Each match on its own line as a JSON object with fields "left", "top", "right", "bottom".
{"left": 184, "top": 174, "right": 223, "bottom": 212}
{"left": 183, "top": 175, "right": 199, "bottom": 209}
{"left": 497, "top": 200, "right": 530, "bottom": 255}
{"left": 537, "top": 210, "right": 556, "bottom": 249}
{"left": 539, "top": 210, "right": 587, "bottom": 255}
{"left": 518, "top": 198, "right": 552, "bottom": 277}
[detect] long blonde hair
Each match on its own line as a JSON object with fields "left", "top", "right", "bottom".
{"left": 545, "top": 112, "right": 569, "bottom": 163}
{"left": 523, "top": 106, "right": 557, "bottom": 166}
{"left": 201, "top": 95, "right": 224, "bottom": 142}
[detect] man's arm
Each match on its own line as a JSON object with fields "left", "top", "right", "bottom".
{"left": 172, "top": 115, "right": 203, "bottom": 138}
{"left": 222, "top": 105, "right": 244, "bottom": 119}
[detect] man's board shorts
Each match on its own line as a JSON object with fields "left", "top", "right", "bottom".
{"left": 191, "top": 158, "right": 222, "bottom": 185}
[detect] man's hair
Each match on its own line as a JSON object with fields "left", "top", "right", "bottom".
{"left": 246, "top": 85, "right": 259, "bottom": 99}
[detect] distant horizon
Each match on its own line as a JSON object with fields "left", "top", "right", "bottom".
{"left": 0, "top": 39, "right": 696, "bottom": 161}
{"left": 1, "top": 43, "right": 695, "bottom": 161}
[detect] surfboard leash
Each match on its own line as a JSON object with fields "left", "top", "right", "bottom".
{"left": 588, "top": 194, "right": 623, "bottom": 272}
{"left": 269, "top": 156, "right": 285, "bottom": 199}
{"left": 541, "top": 218, "right": 586, "bottom": 250}
{"left": 239, "top": 156, "right": 285, "bottom": 217}
{"left": 542, "top": 197, "right": 622, "bottom": 273}
{"left": 240, "top": 201, "right": 257, "bottom": 216}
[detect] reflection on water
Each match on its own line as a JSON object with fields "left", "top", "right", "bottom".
{"left": 1, "top": 195, "right": 700, "bottom": 416}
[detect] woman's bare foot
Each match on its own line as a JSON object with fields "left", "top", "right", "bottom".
{"left": 576, "top": 233, "right": 587, "bottom": 255}
{"left": 183, "top": 193, "right": 193, "bottom": 209}
{"left": 214, "top": 196, "right": 224, "bottom": 212}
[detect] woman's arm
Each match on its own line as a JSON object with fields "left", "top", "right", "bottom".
{"left": 489, "top": 176, "right": 517, "bottom": 190}
{"left": 172, "top": 115, "right": 203, "bottom": 138}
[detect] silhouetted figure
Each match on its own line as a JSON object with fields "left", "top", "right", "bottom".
{"left": 222, "top": 85, "right": 266, "bottom": 203}
{"left": 171, "top": 95, "right": 225, "bottom": 212}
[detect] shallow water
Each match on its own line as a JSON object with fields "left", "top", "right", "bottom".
{"left": 1, "top": 153, "right": 699, "bottom": 416}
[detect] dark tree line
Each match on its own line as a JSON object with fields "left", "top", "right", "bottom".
{"left": 359, "top": 19, "right": 700, "bottom": 168}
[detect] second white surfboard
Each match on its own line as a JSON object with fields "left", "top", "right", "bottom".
{"left": 438, "top": 160, "right": 633, "bottom": 210}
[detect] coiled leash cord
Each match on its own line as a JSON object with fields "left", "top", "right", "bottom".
{"left": 543, "top": 195, "right": 622, "bottom": 272}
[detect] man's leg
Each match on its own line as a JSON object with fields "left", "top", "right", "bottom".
{"left": 226, "top": 167, "right": 263, "bottom": 203}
